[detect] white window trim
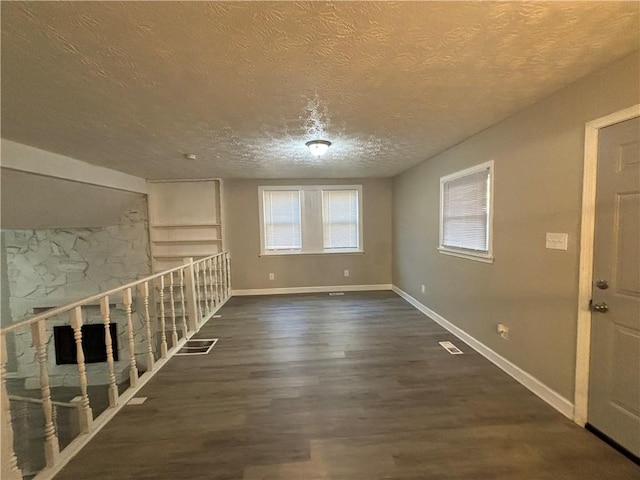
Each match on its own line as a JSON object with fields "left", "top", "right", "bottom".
{"left": 258, "top": 184, "right": 364, "bottom": 256}
{"left": 438, "top": 160, "right": 494, "bottom": 263}
{"left": 259, "top": 187, "right": 302, "bottom": 254}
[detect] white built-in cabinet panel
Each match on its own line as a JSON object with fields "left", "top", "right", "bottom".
{"left": 147, "top": 179, "right": 224, "bottom": 272}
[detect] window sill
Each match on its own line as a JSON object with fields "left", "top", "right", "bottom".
{"left": 259, "top": 249, "right": 365, "bottom": 257}
{"left": 438, "top": 247, "right": 494, "bottom": 264}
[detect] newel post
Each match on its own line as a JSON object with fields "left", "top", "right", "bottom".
{"left": 1, "top": 334, "right": 23, "bottom": 479}
{"left": 183, "top": 257, "right": 199, "bottom": 334}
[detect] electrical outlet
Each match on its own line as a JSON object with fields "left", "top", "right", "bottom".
{"left": 421, "top": 284, "right": 426, "bottom": 294}
{"left": 268, "top": 273, "right": 275, "bottom": 280}
{"left": 497, "top": 323, "right": 509, "bottom": 339}
{"left": 344, "top": 269, "right": 349, "bottom": 277}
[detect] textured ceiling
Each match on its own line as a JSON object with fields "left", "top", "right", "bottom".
{"left": 1, "top": 2, "right": 638, "bottom": 179}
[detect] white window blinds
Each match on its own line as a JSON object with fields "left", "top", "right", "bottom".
{"left": 263, "top": 190, "right": 302, "bottom": 251}
{"left": 322, "top": 189, "right": 359, "bottom": 250}
{"left": 259, "top": 185, "right": 363, "bottom": 255}
{"left": 441, "top": 166, "right": 491, "bottom": 252}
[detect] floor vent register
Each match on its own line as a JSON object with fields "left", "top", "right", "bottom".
{"left": 176, "top": 338, "right": 218, "bottom": 356}
{"left": 439, "top": 341, "right": 463, "bottom": 355}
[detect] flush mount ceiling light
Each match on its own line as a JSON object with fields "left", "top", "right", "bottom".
{"left": 305, "top": 139, "right": 332, "bottom": 157}
{"left": 183, "top": 153, "right": 197, "bottom": 161}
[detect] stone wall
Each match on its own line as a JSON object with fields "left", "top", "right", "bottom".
{"left": 4, "top": 198, "right": 151, "bottom": 321}
{"left": 2, "top": 198, "right": 153, "bottom": 386}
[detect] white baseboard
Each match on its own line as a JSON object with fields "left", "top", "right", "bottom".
{"left": 392, "top": 286, "right": 574, "bottom": 420}
{"left": 232, "top": 284, "right": 392, "bottom": 296}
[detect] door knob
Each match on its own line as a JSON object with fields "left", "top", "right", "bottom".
{"left": 589, "top": 300, "right": 609, "bottom": 313}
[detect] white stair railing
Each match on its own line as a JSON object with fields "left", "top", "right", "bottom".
{"left": 6, "top": 395, "right": 86, "bottom": 478}
{"left": 0, "top": 251, "right": 231, "bottom": 480}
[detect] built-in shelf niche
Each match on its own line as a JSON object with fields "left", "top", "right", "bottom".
{"left": 147, "top": 179, "right": 224, "bottom": 272}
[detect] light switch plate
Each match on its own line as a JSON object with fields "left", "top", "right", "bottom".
{"left": 546, "top": 233, "right": 568, "bottom": 250}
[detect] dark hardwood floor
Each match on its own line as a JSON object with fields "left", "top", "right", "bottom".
{"left": 56, "top": 292, "right": 640, "bottom": 479}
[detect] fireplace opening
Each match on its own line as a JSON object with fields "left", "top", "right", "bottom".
{"left": 53, "top": 324, "right": 119, "bottom": 365}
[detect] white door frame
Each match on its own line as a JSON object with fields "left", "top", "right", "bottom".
{"left": 574, "top": 104, "right": 640, "bottom": 425}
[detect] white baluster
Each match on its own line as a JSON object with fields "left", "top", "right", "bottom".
{"left": 30, "top": 319, "right": 59, "bottom": 468}
{"left": 226, "top": 252, "right": 232, "bottom": 297}
{"left": 70, "top": 307, "right": 94, "bottom": 433}
{"left": 122, "top": 288, "right": 138, "bottom": 387}
{"left": 202, "top": 262, "right": 209, "bottom": 317}
{"left": 220, "top": 254, "right": 226, "bottom": 299}
{"left": 218, "top": 253, "right": 227, "bottom": 298}
{"left": 219, "top": 254, "right": 226, "bottom": 299}
{"left": 211, "top": 256, "right": 217, "bottom": 305}
{"left": 201, "top": 261, "right": 208, "bottom": 318}
{"left": 199, "top": 263, "right": 205, "bottom": 320}
{"left": 179, "top": 269, "right": 188, "bottom": 338}
{"left": 205, "top": 261, "right": 211, "bottom": 313}
{"left": 204, "top": 259, "right": 212, "bottom": 313}
{"left": 157, "top": 276, "right": 167, "bottom": 356}
{"left": 139, "top": 282, "right": 155, "bottom": 372}
{"left": 169, "top": 272, "right": 178, "bottom": 350}
{"left": 215, "top": 255, "right": 222, "bottom": 302}
{"left": 1, "top": 334, "right": 23, "bottom": 479}
{"left": 99, "top": 297, "right": 119, "bottom": 407}
{"left": 211, "top": 257, "right": 220, "bottom": 306}
{"left": 183, "top": 258, "right": 199, "bottom": 333}
{"left": 209, "top": 259, "right": 216, "bottom": 308}
{"left": 211, "top": 256, "right": 218, "bottom": 305}
{"left": 211, "top": 258, "right": 218, "bottom": 306}
{"left": 222, "top": 254, "right": 227, "bottom": 298}
{"left": 194, "top": 262, "right": 203, "bottom": 321}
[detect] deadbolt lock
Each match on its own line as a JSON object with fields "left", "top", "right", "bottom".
{"left": 595, "top": 279, "right": 609, "bottom": 290}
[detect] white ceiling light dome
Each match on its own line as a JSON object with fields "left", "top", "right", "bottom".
{"left": 305, "top": 140, "right": 332, "bottom": 157}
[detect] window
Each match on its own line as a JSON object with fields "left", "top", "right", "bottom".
{"left": 259, "top": 185, "right": 363, "bottom": 255}
{"left": 262, "top": 190, "right": 302, "bottom": 251}
{"left": 322, "top": 189, "right": 359, "bottom": 250}
{"left": 439, "top": 161, "right": 494, "bottom": 262}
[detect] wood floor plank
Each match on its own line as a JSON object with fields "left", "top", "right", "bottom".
{"left": 56, "top": 292, "right": 639, "bottom": 479}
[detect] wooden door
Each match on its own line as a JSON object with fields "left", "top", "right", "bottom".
{"left": 588, "top": 116, "right": 640, "bottom": 458}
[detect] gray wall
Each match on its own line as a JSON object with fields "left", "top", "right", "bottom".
{"left": 1, "top": 168, "right": 147, "bottom": 229}
{"left": 392, "top": 52, "right": 639, "bottom": 401}
{"left": 225, "top": 178, "right": 392, "bottom": 290}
